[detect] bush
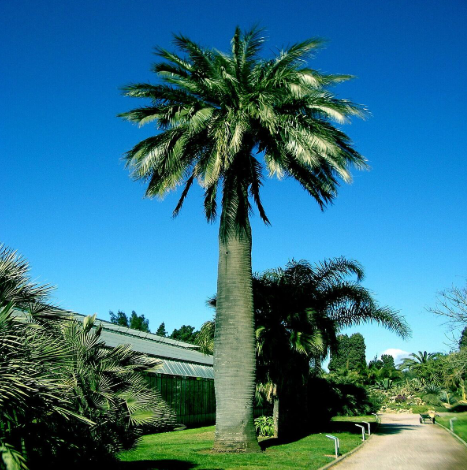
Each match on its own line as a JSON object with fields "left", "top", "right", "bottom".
{"left": 306, "top": 376, "right": 379, "bottom": 428}
{"left": 254, "top": 416, "right": 274, "bottom": 437}
{"left": 411, "top": 405, "right": 430, "bottom": 413}
{"left": 422, "top": 393, "right": 442, "bottom": 407}
{"left": 0, "top": 245, "right": 176, "bottom": 469}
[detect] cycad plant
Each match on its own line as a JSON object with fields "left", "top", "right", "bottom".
{"left": 119, "top": 27, "right": 368, "bottom": 451}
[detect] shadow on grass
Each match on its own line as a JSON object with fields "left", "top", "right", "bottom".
{"left": 117, "top": 460, "right": 197, "bottom": 470}
{"left": 259, "top": 421, "right": 384, "bottom": 450}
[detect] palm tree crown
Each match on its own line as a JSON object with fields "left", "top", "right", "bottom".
{"left": 119, "top": 27, "right": 368, "bottom": 239}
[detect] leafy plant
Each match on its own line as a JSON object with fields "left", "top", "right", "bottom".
{"left": 374, "top": 378, "right": 393, "bottom": 391}
{"left": 0, "top": 245, "right": 176, "bottom": 468}
{"left": 254, "top": 416, "right": 274, "bottom": 437}
{"left": 424, "top": 383, "right": 441, "bottom": 394}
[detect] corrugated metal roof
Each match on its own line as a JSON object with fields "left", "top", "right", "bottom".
{"left": 13, "top": 309, "right": 214, "bottom": 376}
{"left": 73, "top": 313, "right": 200, "bottom": 350}
{"left": 99, "top": 326, "right": 213, "bottom": 366}
{"left": 155, "top": 359, "right": 214, "bottom": 379}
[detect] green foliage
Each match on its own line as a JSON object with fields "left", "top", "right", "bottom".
{"left": 422, "top": 392, "right": 442, "bottom": 407}
{"left": 0, "top": 245, "right": 175, "bottom": 468}
{"left": 459, "top": 326, "right": 467, "bottom": 350}
{"left": 381, "top": 354, "right": 395, "bottom": 369}
{"left": 170, "top": 324, "right": 199, "bottom": 344}
{"left": 306, "top": 377, "right": 378, "bottom": 425}
{"left": 374, "top": 378, "right": 394, "bottom": 391}
{"left": 119, "top": 27, "right": 368, "bottom": 242}
{"left": 109, "top": 310, "right": 150, "bottom": 333}
{"left": 155, "top": 322, "right": 167, "bottom": 337}
{"left": 328, "top": 333, "right": 366, "bottom": 372}
{"left": 254, "top": 416, "right": 274, "bottom": 437}
{"left": 411, "top": 405, "right": 430, "bottom": 413}
{"left": 195, "top": 320, "right": 215, "bottom": 354}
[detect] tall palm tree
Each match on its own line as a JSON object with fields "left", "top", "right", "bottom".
{"left": 119, "top": 27, "right": 367, "bottom": 451}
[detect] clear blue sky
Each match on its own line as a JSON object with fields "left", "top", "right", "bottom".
{"left": 2, "top": 0, "right": 466, "bottom": 362}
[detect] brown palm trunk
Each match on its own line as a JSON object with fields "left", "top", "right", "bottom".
{"left": 213, "top": 223, "right": 260, "bottom": 452}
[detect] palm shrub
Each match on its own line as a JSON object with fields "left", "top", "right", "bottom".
{"left": 47, "top": 314, "right": 176, "bottom": 467}
{"left": 0, "top": 246, "right": 79, "bottom": 468}
{"left": 0, "top": 301, "right": 75, "bottom": 470}
{"left": 0, "top": 245, "right": 176, "bottom": 468}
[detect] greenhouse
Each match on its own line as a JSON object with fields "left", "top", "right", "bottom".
{"left": 72, "top": 313, "right": 215, "bottom": 426}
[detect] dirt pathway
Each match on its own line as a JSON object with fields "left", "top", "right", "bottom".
{"left": 333, "top": 413, "right": 467, "bottom": 469}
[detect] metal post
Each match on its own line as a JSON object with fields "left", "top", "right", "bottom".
{"left": 372, "top": 413, "right": 380, "bottom": 424}
{"left": 450, "top": 417, "right": 458, "bottom": 432}
{"left": 362, "top": 421, "right": 371, "bottom": 435}
{"left": 326, "top": 434, "right": 340, "bottom": 458}
{"left": 355, "top": 424, "right": 365, "bottom": 441}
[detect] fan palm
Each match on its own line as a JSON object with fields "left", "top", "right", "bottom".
{"left": 253, "top": 258, "right": 410, "bottom": 437}
{"left": 398, "top": 351, "right": 443, "bottom": 385}
{"left": 0, "top": 245, "right": 176, "bottom": 467}
{"left": 119, "top": 27, "right": 367, "bottom": 451}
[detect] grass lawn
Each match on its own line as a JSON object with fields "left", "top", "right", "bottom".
{"left": 437, "top": 412, "right": 467, "bottom": 443}
{"left": 117, "top": 417, "right": 375, "bottom": 470}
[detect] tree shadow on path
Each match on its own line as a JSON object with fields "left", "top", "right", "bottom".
{"left": 375, "top": 423, "right": 420, "bottom": 436}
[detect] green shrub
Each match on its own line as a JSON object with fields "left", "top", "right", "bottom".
{"left": 422, "top": 393, "right": 442, "bottom": 407}
{"left": 254, "top": 416, "right": 274, "bottom": 437}
{"left": 411, "top": 405, "right": 430, "bottom": 413}
{"left": 307, "top": 377, "right": 379, "bottom": 426}
{"left": 0, "top": 245, "right": 176, "bottom": 469}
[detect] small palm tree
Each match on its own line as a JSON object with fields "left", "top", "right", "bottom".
{"left": 119, "top": 27, "right": 367, "bottom": 451}
{"left": 253, "top": 258, "right": 410, "bottom": 437}
{"left": 0, "top": 246, "right": 176, "bottom": 467}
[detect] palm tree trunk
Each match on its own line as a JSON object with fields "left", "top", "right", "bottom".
{"left": 273, "top": 395, "right": 280, "bottom": 439}
{"left": 213, "top": 222, "right": 260, "bottom": 452}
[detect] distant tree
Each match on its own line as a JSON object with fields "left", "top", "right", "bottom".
{"left": 329, "top": 333, "right": 366, "bottom": 372}
{"left": 429, "top": 283, "right": 467, "bottom": 328}
{"left": 109, "top": 310, "right": 129, "bottom": 327}
{"left": 368, "top": 355, "right": 383, "bottom": 370}
{"left": 170, "top": 325, "right": 199, "bottom": 344}
{"left": 129, "top": 310, "right": 150, "bottom": 332}
{"left": 459, "top": 326, "right": 467, "bottom": 350}
{"left": 109, "top": 310, "right": 150, "bottom": 333}
{"left": 398, "top": 351, "right": 444, "bottom": 385}
{"left": 381, "top": 354, "right": 395, "bottom": 370}
{"left": 156, "top": 322, "right": 167, "bottom": 337}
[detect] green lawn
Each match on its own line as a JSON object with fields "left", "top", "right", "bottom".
{"left": 437, "top": 412, "right": 467, "bottom": 443}
{"left": 117, "top": 418, "right": 374, "bottom": 470}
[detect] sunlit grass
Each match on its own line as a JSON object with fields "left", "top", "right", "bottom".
{"left": 117, "top": 420, "right": 368, "bottom": 470}
{"left": 437, "top": 412, "right": 467, "bottom": 443}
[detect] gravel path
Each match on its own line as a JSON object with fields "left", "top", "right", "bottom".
{"left": 333, "top": 413, "right": 467, "bottom": 469}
